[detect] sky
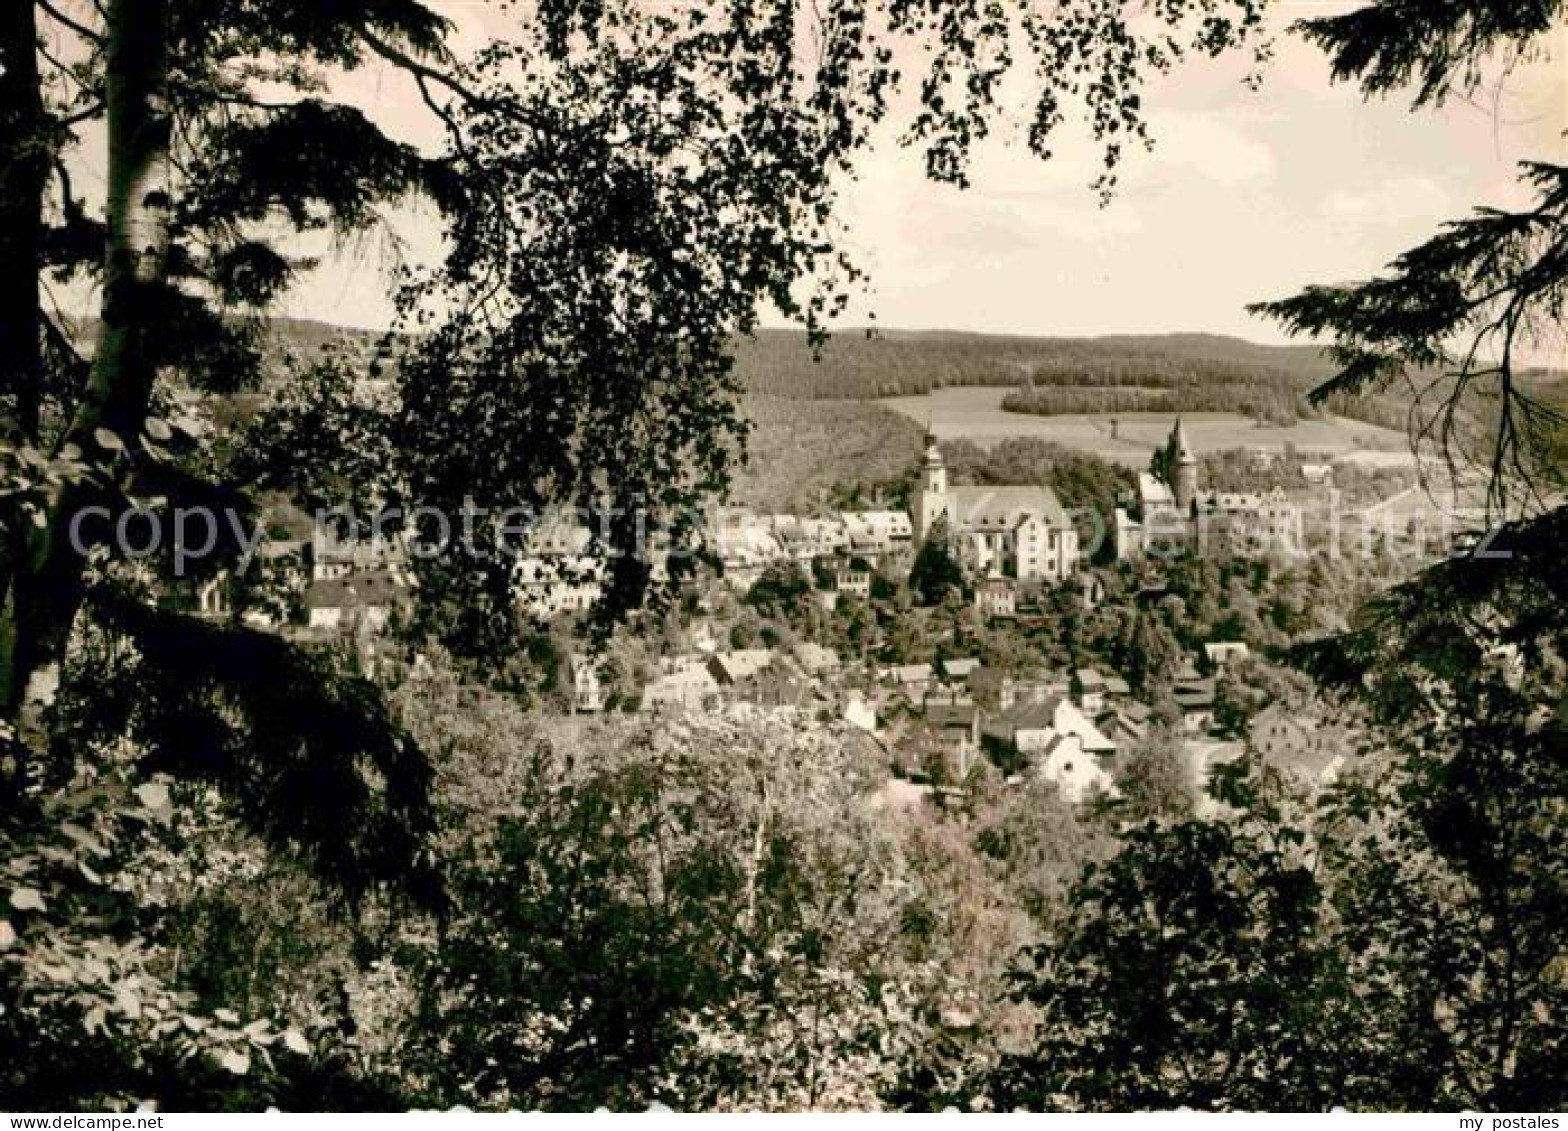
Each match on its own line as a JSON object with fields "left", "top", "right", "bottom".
{"left": 54, "top": 0, "right": 1565, "bottom": 347}
{"left": 822, "top": 30, "right": 1564, "bottom": 345}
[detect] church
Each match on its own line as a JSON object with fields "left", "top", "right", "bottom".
{"left": 913, "top": 440, "right": 1080, "bottom": 583}
{"left": 1115, "top": 419, "right": 1303, "bottom": 560}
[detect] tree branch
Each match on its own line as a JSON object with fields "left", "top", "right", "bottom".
{"left": 354, "top": 26, "right": 550, "bottom": 136}
{"left": 36, "top": 0, "right": 102, "bottom": 44}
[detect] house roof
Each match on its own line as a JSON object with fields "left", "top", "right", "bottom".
{"left": 258, "top": 538, "right": 310, "bottom": 561}
{"left": 926, "top": 703, "right": 977, "bottom": 730}
{"left": 792, "top": 642, "right": 841, "bottom": 674}
{"left": 642, "top": 666, "right": 719, "bottom": 702}
{"left": 1173, "top": 680, "right": 1217, "bottom": 709}
{"left": 1057, "top": 702, "right": 1118, "bottom": 753}
{"left": 890, "top": 663, "right": 934, "bottom": 685}
{"left": 945, "top": 486, "right": 1071, "bottom": 531}
{"left": 1119, "top": 699, "right": 1153, "bottom": 723}
{"left": 710, "top": 649, "right": 774, "bottom": 683}
{"left": 941, "top": 657, "right": 981, "bottom": 679}
{"left": 1204, "top": 642, "right": 1251, "bottom": 662}
{"left": 304, "top": 571, "right": 408, "bottom": 611}
{"left": 842, "top": 510, "right": 912, "bottom": 539}
{"left": 994, "top": 697, "right": 1066, "bottom": 734}
{"left": 1101, "top": 713, "right": 1148, "bottom": 741}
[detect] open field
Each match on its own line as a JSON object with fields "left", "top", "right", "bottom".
{"left": 880, "top": 386, "right": 1414, "bottom": 467}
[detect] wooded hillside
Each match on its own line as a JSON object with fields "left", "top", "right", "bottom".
{"left": 731, "top": 328, "right": 1420, "bottom": 429}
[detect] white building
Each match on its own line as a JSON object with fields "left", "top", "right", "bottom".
{"left": 1116, "top": 420, "right": 1305, "bottom": 560}
{"left": 841, "top": 510, "right": 913, "bottom": 563}
{"left": 913, "top": 441, "right": 1079, "bottom": 583}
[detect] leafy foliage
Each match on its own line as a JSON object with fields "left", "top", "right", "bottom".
{"left": 908, "top": 520, "right": 968, "bottom": 607}
{"left": 1004, "top": 762, "right": 1341, "bottom": 1111}
{"left": 395, "top": 674, "right": 957, "bottom": 1110}
{"left": 1292, "top": 0, "right": 1565, "bottom": 108}
{"left": 1295, "top": 507, "right": 1568, "bottom": 1106}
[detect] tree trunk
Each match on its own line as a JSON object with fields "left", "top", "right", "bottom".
{"left": 0, "top": 0, "right": 51, "bottom": 744}
{"left": 0, "top": 0, "right": 47, "bottom": 442}
{"left": 0, "top": 0, "right": 172, "bottom": 735}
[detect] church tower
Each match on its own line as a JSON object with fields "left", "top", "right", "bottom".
{"left": 1171, "top": 418, "right": 1198, "bottom": 514}
{"left": 915, "top": 437, "right": 948, "bottom": 543}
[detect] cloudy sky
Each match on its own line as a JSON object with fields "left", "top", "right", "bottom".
{"left": 267, "top": 1, "right": 1564, "bottom": 345}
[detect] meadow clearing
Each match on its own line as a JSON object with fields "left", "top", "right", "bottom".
{"left": 880, "top": 386, "right": 1415, "bottom": 467}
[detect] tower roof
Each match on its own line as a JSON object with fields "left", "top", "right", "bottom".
{"left": 1171, "top": 417, "right": 1196, "bottom": 463}
{"left": 923, "top": 436, "right": 944, "bottom": 467}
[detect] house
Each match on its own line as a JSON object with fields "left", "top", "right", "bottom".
{"left": 513, "top": 555, "right": 605, "bottom": 618}
{"left": 1172, "top": 670, "right": 1218, "bottom": 734}
{"left": 641, "top": 661, "right": 721, "bottom": 712}
{"left": 713, "top": 510, "right": 789, "bottom": 589}
{"left": 921, "top": 690, "right": 981, "bottom": 779}
{"left": 1204, "top": 641, "right": 1251, "bottom": 668}
{"left": 1248, "top": 704, "right": 1350, "bottom": 785}
{"left": 1036, "top": 733, "right": 1115, "bottom": 804}
{"left": 303, "top": 571, "right": 408, "bottom": 632}
{"left": 974, "top": 575, "right": 1018, "bottom": 619}
{"left": 256, "top": 537, "right": 311, "bottom": 585}
{"left": 843, "top": 691, "right": 879, "bottom": 734}
{"left": 741, "top": 666, "right": 817, "bottom": 709}
{"left": 312, "top": 519, "right": 407, "bottom": 582}
{"left": 983, "top": 696, "right": 1117, "bottom": 760}
{"left": 1053, "top": 699, "right": 1118, "bottom": 756}
{"left": 998, "top": 671, "right": 1071, "bottom": 710}
{"left": 1074, "top": 668, "right": 1109, "bottom": 714}
{"left": 1301, "top": 463, "right": 1335, "bottom": 486}
{"left": 770, "top": 515, "right": 845, "bottom": 563}
{"left": 886, "top": 663, "right": 935, "bottom": 700}
{"left": 924, "top": 690, "right": 979, "bottom": 744}
{"left": 982, "top": 699, "right": 1062, "bottom": 756}
{"left": 572, "top": 659, "right": 608, "bottom": 713}
{"left": 939, "top": 657, "right": 982, "bottom": 683}
{"left": 832, "top": 562, "right": 873, "bottom": 600}
{"left": 1098, "top": 704, "right": 1150, "bottom": 747}
{"left": 841, "top": 510, "right": 913, "bottom": 563}
{"left": 707, "top": 649, "right": 775, "bottom": 687}
{"left": 792, "top": 642, "right": 842, "bottom": 677}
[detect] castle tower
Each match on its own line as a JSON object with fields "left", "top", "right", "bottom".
{"left": 1171, "top": 418, "right": 1198, "bottom": 514}
{"left": 915, "top": 437, "right": 948, "bottom": 543}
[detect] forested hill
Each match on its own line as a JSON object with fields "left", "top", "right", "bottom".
{"left": 731, "top": 327, "right": 1339, "bottom": 399}
{"left": 732, "top": 327, "right": 1434, "bottom": 429}
{"left": 65, "top": 315, "right": 398, "bottom": 376}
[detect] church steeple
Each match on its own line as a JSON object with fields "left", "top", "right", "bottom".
{"left": 916, "top": 434, "right": 947, "bottom": 542}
